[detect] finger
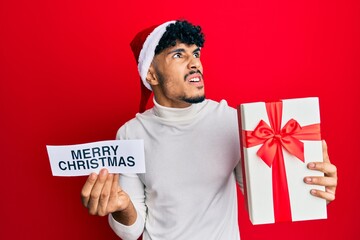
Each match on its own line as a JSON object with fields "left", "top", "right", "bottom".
{"left": 97, "top": 173, "right": 114, "bottom": 216}
{"left": 307, "top": 161, "right": 337, "bottom": 177}
{"left": 111, "top": 174, "right": 120, "bottom": 195}
{"left": 322, "top": 140, "right": 330, "bottom": 163}
{"left": 87, "top": 169, "right": 109, "bottom": 215}
{"left": 310, "top": 188, "right": 335, "bottom": 202}
{"left": 81, "top": 172, "right": 98, "bottom": 208}
{"left": 304, "top": 176, "right": 337, "bottom": 187}
{"left": 110, "top": 174, "right": 125, "bottom": 208}
{"left": 109, "top": 174, "right": 123, "bottom": 211}
{"left": 110, "top": 174, "right": 131, "bottom": 212}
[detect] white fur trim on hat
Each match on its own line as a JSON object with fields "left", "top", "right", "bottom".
{"left": 138, "top": 20, "right": 176, "bottom": 91}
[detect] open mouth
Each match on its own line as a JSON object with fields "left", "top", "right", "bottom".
{"left": 189, "top": 77, "right": 201, "bottom": 82}
{"left": 185, "top": 70, "right": 203, "bottom": 84}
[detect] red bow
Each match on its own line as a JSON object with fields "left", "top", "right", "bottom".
{"left": 242, "top": 101, "right": 321, "bottom": 222}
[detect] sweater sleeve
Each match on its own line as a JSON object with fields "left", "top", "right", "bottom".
{"left": 234, "top": 161, "right": 244, "bottom": 194}
{"left": 107, "top": 124, "right": 147, "bottom": 239}
{"left": 108, "top": 173, "right": 147, "bottom": 240}
{"left": 223, "top": 100, "right": 244, "bottom": 194}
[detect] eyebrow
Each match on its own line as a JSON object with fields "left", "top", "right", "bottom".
{"left": 167, "top": 47, "right": 201, "bottom": 55}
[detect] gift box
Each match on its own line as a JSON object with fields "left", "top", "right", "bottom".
{"left": 238, "top": 97, "right": 327, "bottom": 225}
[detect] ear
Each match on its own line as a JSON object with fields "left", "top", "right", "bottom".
{"left": 146, "top": 64, "right": 159, "bottom": 86}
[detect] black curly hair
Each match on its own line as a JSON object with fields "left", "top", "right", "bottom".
{"left": 154, "top": 20, "right": 205, "bottom": 55}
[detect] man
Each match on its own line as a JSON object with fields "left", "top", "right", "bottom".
{"left": 81, "top": 20, "right": 338, "bottom": 240}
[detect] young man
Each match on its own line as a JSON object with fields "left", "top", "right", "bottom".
{"left": 81, "top": 20, "right": 338, "bottom": 240}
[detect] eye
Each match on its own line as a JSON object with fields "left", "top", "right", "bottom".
{"left": 193, "top": 51, "right": 201, "bottom": 58}
{"left": 173, "top": 53, "right": 182, "bottom": 59}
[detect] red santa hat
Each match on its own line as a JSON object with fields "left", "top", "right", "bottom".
{"left": 130, "top": 20, "right": 176, "bottom": 112}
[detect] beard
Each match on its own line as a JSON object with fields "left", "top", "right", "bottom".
{"left": 182, "top": 70, "right": 205, "bottom": 104}
{"left": 182, "top": 95, "right": 205, "bottom": 104}
{"left": 155, "top": 68, "right": 206, "bottom": 105}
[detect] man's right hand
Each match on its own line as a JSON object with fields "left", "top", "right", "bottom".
{"left": 81, "top": 168, "right": 137, "bottom": 225}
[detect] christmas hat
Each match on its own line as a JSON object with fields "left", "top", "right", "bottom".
{"left": 130, "top": 20, "right": 176, "bottom": 112}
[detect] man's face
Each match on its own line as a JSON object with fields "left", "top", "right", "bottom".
{"left": 150, "top": 42, "right": 205, "bottom": 108}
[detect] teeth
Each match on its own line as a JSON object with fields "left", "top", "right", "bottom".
{"left": 189, "top": 77, "right": 200, "bottom": 82}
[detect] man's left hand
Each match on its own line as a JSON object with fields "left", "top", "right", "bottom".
{"left": 304, "top": 140, "right": 338, "bottom": 203}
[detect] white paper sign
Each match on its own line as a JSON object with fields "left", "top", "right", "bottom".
{"left": 46, "top": 140, "right": 145, "bottom": 176}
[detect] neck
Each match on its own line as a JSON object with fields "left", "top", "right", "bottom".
{"left": 152, "top": 98, "right": 199, "bottom": 120}
{"left": 153, "top": 96, "right": 192, "bottom": 109}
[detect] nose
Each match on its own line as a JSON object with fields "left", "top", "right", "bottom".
{"left": 188, "top": 57, "right": 201, "bottom": 70}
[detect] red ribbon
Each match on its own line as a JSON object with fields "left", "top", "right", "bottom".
{"left": 242, "top": 101, "right": 321, "bottom": 222}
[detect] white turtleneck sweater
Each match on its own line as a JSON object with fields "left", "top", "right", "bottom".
{"left": 109, "top": 99, "right": 243, "bottom": 240}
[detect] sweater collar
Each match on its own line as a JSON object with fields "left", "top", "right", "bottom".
{"left": 152, "top": 98, "right": 199, "bottom": 121}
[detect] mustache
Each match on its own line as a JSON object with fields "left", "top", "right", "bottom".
{"left": 184, "top": 70, "right": 203, "bottom": 80}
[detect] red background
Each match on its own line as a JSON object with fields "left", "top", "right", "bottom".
{"left": 1, "top": 0, "right": 359, "bottom": 239}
